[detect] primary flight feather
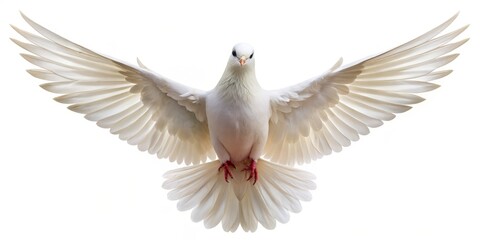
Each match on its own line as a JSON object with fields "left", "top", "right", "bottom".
{"left": 12, "top": 12, "right": 468, "bottom": 232}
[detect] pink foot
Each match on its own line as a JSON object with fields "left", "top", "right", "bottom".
{"left": 218, "top": 160, "right": 236, "bottom": 183}
{"left": 243, "top": 159, "right": 258, "bottom": 185}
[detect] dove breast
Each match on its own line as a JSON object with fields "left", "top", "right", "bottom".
{"left": 205, "top": 85, "right": 270, "bottom": 163}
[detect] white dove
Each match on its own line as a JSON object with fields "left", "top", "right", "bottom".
{"left": 12, "top": 13, "right": 468, "bottom": 232}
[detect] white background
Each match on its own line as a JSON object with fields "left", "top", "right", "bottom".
{"left": 1, "top": 0, "right": 479, "bottom": 239}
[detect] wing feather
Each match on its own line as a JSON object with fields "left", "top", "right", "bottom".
{"left": 267, "top": 14, "right": 468, "bottom": 165}
{"left": 12, "top": 13, "right": 216, "bottom": 165}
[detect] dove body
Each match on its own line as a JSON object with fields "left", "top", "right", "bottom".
{"left": 206, "top": 43, "right": 270, "bottom": 164}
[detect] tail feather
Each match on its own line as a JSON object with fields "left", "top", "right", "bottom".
{"left": 162, "top": 159, "right": 316, "bottom": 232}
{"left": 204, "top": 184, "right": 228, "bottom": 229}
{"left": 239, "top": 196, "right": 258, "bottom": 231}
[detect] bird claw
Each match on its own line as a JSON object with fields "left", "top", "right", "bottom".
{"left": 243, "top": 160, "right": 258, "bottom": 185}
{"left": 218, "top": 160, "right": 236, "bottom": 182}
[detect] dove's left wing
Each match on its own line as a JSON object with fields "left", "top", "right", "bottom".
{"left": 12, "top": 13, "right": 216, "bottom": 165}
{"left": 266, "top": 14, "right": 468, "bottom": 166}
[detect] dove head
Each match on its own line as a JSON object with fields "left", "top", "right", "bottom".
{"left": 218, "top": 43, "right": 258, "bottom": 88}
{"left": 229, "top": 43, "right": 255, "bottom": 68}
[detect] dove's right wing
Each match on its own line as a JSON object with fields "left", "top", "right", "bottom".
{"left": 12, "top": 13, "right": 216, "bottom": 165}
{"left": 267, "top": 14, "right": 468, "bottom": 166}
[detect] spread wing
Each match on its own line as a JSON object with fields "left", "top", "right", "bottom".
{"left": 267, "top": 13, "right": 468, "bottom": 166}
{"left": 12, "top": 13, "right": 216, "bottom": 165}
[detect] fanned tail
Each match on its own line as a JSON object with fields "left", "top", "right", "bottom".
{"left": 162, "top": 159, "right": 316, "bottom": 232}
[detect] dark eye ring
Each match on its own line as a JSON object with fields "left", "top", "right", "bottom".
{"left": 249, "top": 52, "right": 254, "bottom": 59}
{"left": 232, "top": 50, "right": 237, "bottom": 57}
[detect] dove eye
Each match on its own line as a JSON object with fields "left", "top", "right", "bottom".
{"left": 249, "top": 53, "right": 254, "bottom": 59}
{"left": 232, "top": 50, "right": 237, "bottom": 57}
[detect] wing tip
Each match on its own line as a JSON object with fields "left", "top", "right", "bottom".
{"left": 39, "top": 83, "right": 52, "bottom": 92}
{"left": 136, "top": 57, "right": 149, "bottom": 69}
{"left": 458, "top": 37, "right": 470, "bottom": 46}
{"left": 19, "top": 53, "right": 32, "bottom": 60}
{"left": 450, "top": 25, "right": 470, "bottom": 41}
{"left": 10, "top": 24, "right": 22, "bottom": 34}
{"left": 447, "top": 11, "right": 460, "bottom": 25}
{"left": 430, "top": 83, "right": 441, "bottom": 91}
{"left": 9, "top": 24, "right": 17, "bottom": 31}
{"left": 19, "top": 11, "right": 36, "bottom": 29}
{"left": 67, "top": 104, "right": 83, "bottom": 113}
{"left": 452, "top": 11, "right": 460, "bottom": 19}
{"left": 9, "top": 37, "right": 21, "bottom": 46}
{"left": 25, "top": 69, "right": 38, "bottom": 77}
{"left": 53, "top": 95, "right": 69, "bottom": 104}
{"left": 443, "top": 69, "right": 454, "bottom": 76}
{"left": 331, "top": 57, "right": 343, "bottom": 71}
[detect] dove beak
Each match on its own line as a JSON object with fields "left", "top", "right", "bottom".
{"left": 239, "top": 56, "right": 247, "bottom": 66}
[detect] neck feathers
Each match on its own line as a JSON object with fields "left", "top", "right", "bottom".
{"left": 216, "top": 67, "right": 261, "bottom": 101}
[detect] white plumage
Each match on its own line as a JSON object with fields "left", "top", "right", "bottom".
{"left": 12, "top": 12, "right": 468, "bottom": 232}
